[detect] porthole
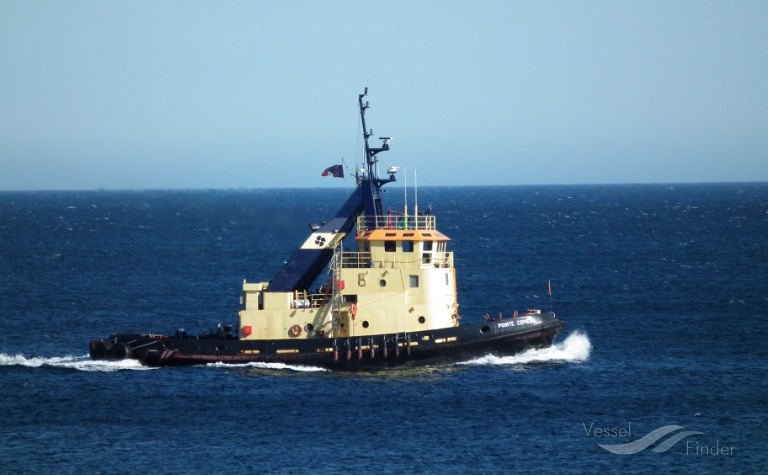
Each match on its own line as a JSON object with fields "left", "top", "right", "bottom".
{"left": 379, "top": 279, "right": 387, "bottom": 287}
{"left": 418, "top": 316, "right": 426, "bottom": 324}
{"left": 305, "top": 323, "right": 314, "bottom": 332}
{"left": 480, "top": 325, "right": 491, "bottom": 334}
{"left": 362, "top": 321, "right": 370, "bottom": 328}
{"left": 217, "top": 344, "right": 227, "bottom": 351}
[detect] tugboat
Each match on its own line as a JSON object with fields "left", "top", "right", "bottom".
{"left": 89, "top": 89, "right": 565, "bottom": 369}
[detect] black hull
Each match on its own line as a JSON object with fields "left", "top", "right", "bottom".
{"left": 90, "top": 316, "right": 565, "bottom": 371}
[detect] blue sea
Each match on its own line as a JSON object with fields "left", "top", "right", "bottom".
{"left": 1, "top": 184, "right": 766, "bottom": 474}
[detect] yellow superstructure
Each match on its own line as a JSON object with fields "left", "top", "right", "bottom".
{"left": 238, "top": 213, "right": 460, "bottom": 340}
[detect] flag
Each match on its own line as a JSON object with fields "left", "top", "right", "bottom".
{"left": 322, "top": 165, "right": 344, "bottom": 178}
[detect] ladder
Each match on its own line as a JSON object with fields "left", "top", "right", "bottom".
{"left": 329, "top": 242, "right": 344, "bottom": 337}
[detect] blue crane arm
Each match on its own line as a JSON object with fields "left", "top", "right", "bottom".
{"left": 267, "top": 186, "right": 363, "bottom": 292}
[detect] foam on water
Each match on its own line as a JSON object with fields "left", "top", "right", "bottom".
{"left": 0, "top": 353, "right": 156, "bottom": 372}
{"left": 208, "top": 360, "right": 329, "bottom": 372}
{"left": 0, "top": 354, "right": 328, "bottom": 373}
{"left": 459, "top": 330, "right": 592, "bottom": 367}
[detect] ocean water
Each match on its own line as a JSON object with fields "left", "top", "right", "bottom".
{"left": 1, "top": 184, "right": 766, "bottom": 474}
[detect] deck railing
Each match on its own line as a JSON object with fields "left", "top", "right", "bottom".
{"left": 339, "top": 251, "right": 453, "bottom": 269}
{"left": 292, "top": 290, "right": 328, "bottom": 309}
{"left": 357, "top": 214, "right": 436, "bottom": 231}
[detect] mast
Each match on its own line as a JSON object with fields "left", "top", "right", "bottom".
{"left": 268, "top": 89, "right": 396, "bottom": 292}
{"left": 358, "top": 88, "right": 397, "bottom": 223}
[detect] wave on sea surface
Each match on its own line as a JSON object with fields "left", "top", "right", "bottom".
{"left": 459, "top": 331, "right": 592, "bottom": 367}
{"left": 0, "top": 353, "right": 330, "bottom": 373}
{"left": 0, "top": 353, "right": 156, "bottom": 372}
{"left": 208, "top": 360, "right": 330, "bottom": 372}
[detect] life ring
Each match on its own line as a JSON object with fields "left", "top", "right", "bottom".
{"left": 289, "top": 324, "right": 302, "bottom": 338}
{"left": 350, "top": 303, "right": 357, "bottom": 318}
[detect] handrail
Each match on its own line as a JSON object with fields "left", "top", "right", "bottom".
{"left": 357, "top": 215, "right": 436, "bottom": 231}
{"left": 339, "top": 250, "right": 453, "bottom": 269}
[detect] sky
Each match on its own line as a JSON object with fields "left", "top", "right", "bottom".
{"left": 1, "top": 0, "right": 767, "bottom": 191}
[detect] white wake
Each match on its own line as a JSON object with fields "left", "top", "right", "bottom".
{"left": 0, "top": 353, "right": 155, "bottom": 372}
{"left": 207, "top": 361, "right": 329, "bottom": 372}
{"left": 459, "top": 330, "right": 592, "bottom": 367}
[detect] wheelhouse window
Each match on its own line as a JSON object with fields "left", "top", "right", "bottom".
{"left": 409, "top": 275, "right": 419, "bottom": 287}
{"left": 403, "top": 241, "right": 414, "bottom": 252}
{"left": 385, "top": 241, "right": 396, "bottom": 252}
{"left": 422, "top": 240, "right": 434, "bottom": 264}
